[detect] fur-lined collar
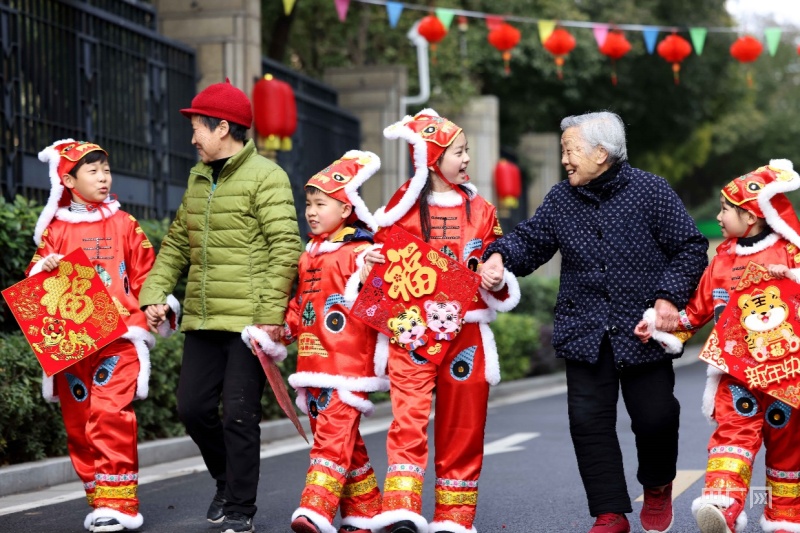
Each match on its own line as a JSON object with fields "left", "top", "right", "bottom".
{"left": 54, "top": 199, "right": 121, "bottom": 224}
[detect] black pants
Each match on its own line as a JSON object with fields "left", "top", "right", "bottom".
{"left": 178, "top": 330, "right": 267, "bottom": 517}
{"left": 566, "top": 334, "right": 680, "bottom": 516}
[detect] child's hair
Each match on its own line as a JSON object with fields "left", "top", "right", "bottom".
{"left": 198, "top": 114, "right": 248, "bottom": 142}
{"left": 721, "top": 195, "right": 752, "bottom": 216}
{"left": 68, "top": 150, "right": 109, "bottom": 177}
{"left": 305, "top": 185, "right": 327, "bottom": 197}
{"left": 304, "top": 186, "right": 368, "bottom": 230}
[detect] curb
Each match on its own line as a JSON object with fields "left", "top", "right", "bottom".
{"left": 0, "top": 348, "right": 701, "bottom": 498}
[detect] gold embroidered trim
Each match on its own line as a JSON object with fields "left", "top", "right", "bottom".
{"left": 707, "top": 457, "right": 752, "bottom": 484}
{"left": 342, "top": 475, "right": 379, "bottom": 498}
{"left": 435, "top": 490, "right": 478, "bottom": 506}
{"left": 384, "top": 476, "right": 424, "bottom": 494}
{"left": 306, "top": 471, "right": 343, "bottom": 496}
{"left": 768, "top": 479, "right": 800, "bottom": 497}
{"left": 94, "top": 484, "right": 137, "bottom": 500}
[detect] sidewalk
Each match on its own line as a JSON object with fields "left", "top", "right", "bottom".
{"left": 0, "top": 346, "right": 701, "bottom": 512}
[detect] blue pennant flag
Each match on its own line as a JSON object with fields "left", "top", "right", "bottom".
{"left": 386, "top": 1, "right": 404, "bottom": 28}
{"left": 642, "top": 27, "right": 659, "bottom": 54}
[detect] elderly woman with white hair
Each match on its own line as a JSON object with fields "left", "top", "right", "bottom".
{"left": 481, "top": 111, "right": 708, "bottom": 533}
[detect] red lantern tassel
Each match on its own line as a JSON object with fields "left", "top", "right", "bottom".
{"left": 611, "top": 60, "right": 618, "bottom": 86}
{"left": 555, "top": 56, "right": 564, "bottom": 80}
{"left": 431, "top": 43, "right": 438, "bottom": 65}
{"left": 502, "top": 50, "right": 511, "bottom": 74}
{"left": 672, "top": 63, "right": 680, "bottom": 85}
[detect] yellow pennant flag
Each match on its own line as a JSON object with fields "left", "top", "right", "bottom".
{"left": 283, "top": 0, "right": 297, "bottom": 15}
{"left": 538, "top": 20, "right": 556, "bottom": 45}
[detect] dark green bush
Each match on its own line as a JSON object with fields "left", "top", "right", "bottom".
{"left": 0, "top": 332, "right": 67, "bottom": 465}
{"left": 0, "top": 196, "right": 42, "bottom": 331}
{"left": 512, "top": 275, "right": 559, "bottom": 323}
{"left": 489, "top": 313, "right": 540, "bottom": 381}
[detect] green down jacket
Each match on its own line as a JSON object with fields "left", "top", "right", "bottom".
{"left": 139, "top": 139, "right": 301, "bottom": 332}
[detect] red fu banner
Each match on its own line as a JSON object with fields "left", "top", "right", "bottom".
{"left": 351, "top": 226, "right": 481, "bottom": 365}
{"left": 699, "top": 261, "right": 800, "bottom": 407}
{"left": 2, "top": 247, "right": 129, "bottom": 376}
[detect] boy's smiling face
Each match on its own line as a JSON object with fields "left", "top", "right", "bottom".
{"left": 305, "top": 189, "right": 352, "bottom": 239}
{"left": 63, "top": 159, "right": 112, "bottom": 204}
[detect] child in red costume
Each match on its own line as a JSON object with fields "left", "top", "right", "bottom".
{"left": 283, "top": 151, "right": 389, "bottom": 533}
{"left": 26, "top": 140, "right": 178, "bottom": 532}
{"left": 363, "top": 109, "right": 521, "bottom": 533}
{"left": 637, "top": 160, "right": 800, "bottom": 533}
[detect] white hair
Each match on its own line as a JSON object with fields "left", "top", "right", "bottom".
{"left": 560, "top": 111, "right": 628, "bottom": 163}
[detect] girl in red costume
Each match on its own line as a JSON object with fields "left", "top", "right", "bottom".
{"left": 26, "top": 140, "right": 178, "bottom": 532}
{"left": 283, "top": 151, "right": 389, "bottom": 533}
{"left": 364, "top": 110, "right": 520, "bottom": 533}
{"left": 637, "top": 160, "right": 800, "bottom": 533}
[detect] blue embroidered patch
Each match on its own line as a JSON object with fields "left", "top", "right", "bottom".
{"left": 729, "top": 384, "right": 758, "bottom": 417}
{"left": 94, "top": 356, "right": 120, "bottom": 386}
{"left": 450, "top": 346, "right": 477, "bottom": 381}
{"left": 65, "top": 373, "right": 88, "bottom": 402}
{"left": 765, "top": 400, "right": 791, "bottom": 429}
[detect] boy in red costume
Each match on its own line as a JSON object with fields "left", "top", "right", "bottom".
{"left": 284, "top": 151, "right": 389, "bottom": 533}
{"left": 363, "top": 110, "right": 520, "bottom": 533}
{"left": 26, "top": 140, "right": 178, "bottom": 532}
{"left": 637, "top": 160, "right": 800, "bottom": 533}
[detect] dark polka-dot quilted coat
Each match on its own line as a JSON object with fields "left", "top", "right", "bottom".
{"left": 484, "top": 161, "right": 708, "bottom": 368}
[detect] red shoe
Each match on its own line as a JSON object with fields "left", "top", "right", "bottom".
{"left": 589, "top": 513, "right": 631, "bottom": 533}
{"left": 291, "top": 515, "right": 321, "bottom": 533}
{"left": 641, "top": 483, "right": 673, "bottom": 532}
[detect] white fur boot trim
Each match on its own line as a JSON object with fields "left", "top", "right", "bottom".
{"left": 428, "top": 520, "right": 478, "bottom": 533}
{"left": 340, "top": 513, "right": 378, "bottom": 531}
{"left": 84, "top": 510, "right": 94, "bottom": 531}
{"left": 91, "top": 508, "right": 143, "bottom": 530}
{"left": 370, "top": 509, "right": 429, "bottom": 533}
{"left": 291, "top": 508, "right": 336, "bottom": 533}
{"left": 761, "top": 515, "right": 800, "bottom": 532}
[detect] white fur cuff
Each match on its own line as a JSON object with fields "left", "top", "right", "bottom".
{"left": 156, "top": 294, "right": 181, "bottom": 338}
{"left": 643, "top": 308, "right": 684, "bottom": 354}
{"left": 242, "top": 325, "right": 288, "bottom": 363}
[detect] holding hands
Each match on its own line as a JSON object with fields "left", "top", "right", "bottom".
{"left": 479, "top": 253, "right": 505, "bottom": 291}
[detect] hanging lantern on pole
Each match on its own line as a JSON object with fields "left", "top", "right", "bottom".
{"left": 730, "top": 35, "right": 763, "bottom": 87}
{"left": 417, "top": 15, "right": 448, "bottom": 63}
{"left": 543, "top": 27, "right": 576, "bottom": 80}
{"left": 656, "top": 34, "right": 692, "bottom": 84}
{"left": 252, "top": 74, "right": 297, "bottom": 152}
{"left": 599, "top": 31, "right": 631, "bottom": 86}
{"left": 494, "top": 159, "right": 522, "bottom": 209}
{"left": 488, "top": 22, "right": 521, "bottom": 75}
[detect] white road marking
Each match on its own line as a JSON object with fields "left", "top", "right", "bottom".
{"left": 484, "top": 432, "right": 540, "bottom": 456}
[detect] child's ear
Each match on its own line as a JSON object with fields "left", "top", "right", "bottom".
{"left": 62, "top": 173, "right": 76, "bottom": 190}
{"left": 341, "top": 203, "right": 353, "bottom": 220}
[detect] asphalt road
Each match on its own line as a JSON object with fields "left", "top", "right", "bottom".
{"left": 0, "top": 359, "right": 772, "bottom": 532}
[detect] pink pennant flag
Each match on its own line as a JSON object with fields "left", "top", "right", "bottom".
{"left": 334, "top": 0, "right": 350, "bottom": 22}
{"left": 593, "top": 24, "right": 609, "bottom": 47}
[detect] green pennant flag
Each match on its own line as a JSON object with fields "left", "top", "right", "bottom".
{"left": 689, "top": 27, "right": 708, "bottom": 55}
{"left": 764, "top": 27, "right": 782, "bottom": 56}
{"left": 435, "top": 8, "right": 455, "bottom": 30}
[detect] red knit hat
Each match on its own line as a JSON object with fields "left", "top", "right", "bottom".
{"left": 180, "top": 78, "right": 253, "bottom": 128}
{"left": 722, "top": 159, "right": 800, "bottom": 247}
{"left": 33, "top": 139, "right": 108, "bottom": 245}
{"left": 305, "top": 150, "right": 380, "bottom": 232}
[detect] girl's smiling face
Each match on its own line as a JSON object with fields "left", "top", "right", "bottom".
{"left": 434, "top": 132, "right": 470, "bottom": 185}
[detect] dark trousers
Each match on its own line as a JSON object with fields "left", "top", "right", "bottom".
{"left": 566, "top": 334, "right": 680, "bottom": 516}
{"left": 178, "top": 330, "right": 267, "bottom": 517}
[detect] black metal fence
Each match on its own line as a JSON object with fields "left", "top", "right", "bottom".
{"left": 263, "top": 57, "right": 361, "bottom": 235}
{"left": 0, "top": 0, "right": 197, "bottom": 219}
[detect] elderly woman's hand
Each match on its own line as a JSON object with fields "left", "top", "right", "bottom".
{"left": 479, "top": 253, "right": 505, "bottom": 291}
{"left": 653, "top": 299, "right": 679, "bottom": 332}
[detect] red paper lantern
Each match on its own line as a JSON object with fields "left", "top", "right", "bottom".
{"left": 418, "top": 15, "right": 447, "bottom": 63}
{"left": 599, "top": 31, "right": 631, "bottom": 85}
{"left": 730, "top": 35, "right": 763, "bottom": 87}
{"left": 543, "top": 27, "right": 576, "bottom": 80}
{"left": 656, "top": 34, "right": 692, "bottom": 85}
{"left": 252, "top": 74, "right": 297, "bottom": 151}
{"left": 494, "top": 159, "right": 522, "bottom": 209}
{"left": 488, "top": 22, "right": 521, "bottom": 74}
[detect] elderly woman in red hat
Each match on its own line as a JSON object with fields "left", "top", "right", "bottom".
{"left": 140, "top": 80, "right": 302, "bottom": 533}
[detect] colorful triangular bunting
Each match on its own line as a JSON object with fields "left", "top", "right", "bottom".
{"left": 334, "top": 0, "right": 350, "bottom": 22}
{"left": 593, "top": 24, "right": 609, "bottom": 47}
{"left": 282, "top": 0, "right": 297, "bottom": 16}
{"left": 538, "top": 20, "right": 556, "bottom": 45}
{"left": 689, "top": 27, "right": 707, "bottom": 55}
{"left": 764, "top": 27, "right": 782, "bottom": 56}
{"left": 642, "top": 27, "right": 659, "bottom": 54}
{"left": 435, "top": 8, "right": 455, "bottom": 30}
{"left": 386, "top": 1, "right": 403, "bottom": 28}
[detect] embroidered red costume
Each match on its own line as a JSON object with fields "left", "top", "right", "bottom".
{"left": 370, "top": 110, "right": 520, "bottom": 533}
{"left": 25, "top": 140, "right": 176, "bottom": 532}
{"left": 285, "top": 151, "right": 388, "bottom": 533}
{"left": 667, "top": 161, "right": 800, "bottom": 533}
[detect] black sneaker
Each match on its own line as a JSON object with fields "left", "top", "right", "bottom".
{"left": 206, "top": 490, "right": 226, "bottom": 524}
{"left": 220, "top": 512, "right": 254, "bottom": 533}
{"left": 92, "top": 517, "right": 125, "bottom": 532}
{"left": 390, "top": 521, "right": 417, "bottom": 533}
